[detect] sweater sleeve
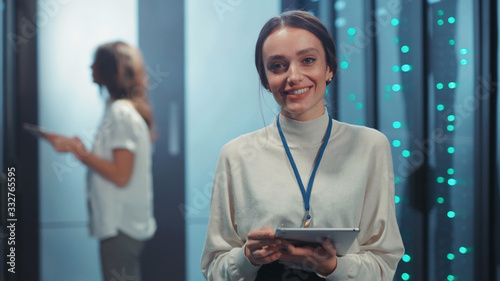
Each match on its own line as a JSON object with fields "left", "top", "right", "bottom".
{"left": 200, "top": 145, "right": 261, "bottom": 281}
{"left": 327, "top": 132, "right": 405, "bottom": 281}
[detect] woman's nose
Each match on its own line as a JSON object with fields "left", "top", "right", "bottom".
{"left": 286, "top": 63, "right": 303, "bottom": 85}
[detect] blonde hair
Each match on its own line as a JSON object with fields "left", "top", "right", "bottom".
{"left": 93, "top": 41, "right": 154, "bottom": 134}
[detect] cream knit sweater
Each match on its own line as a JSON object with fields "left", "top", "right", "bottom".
{"left": 201, "top": 111, "right": 404, "bottom": 281}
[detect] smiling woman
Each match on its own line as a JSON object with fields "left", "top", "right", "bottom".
{"left": 201, "top": 10, "right": 404, "bottom": 281}
{"left": 262, "top": 27, "right": 333, "bottom": 121}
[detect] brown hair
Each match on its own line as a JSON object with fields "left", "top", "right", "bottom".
{"left": 92, "top": 41, "right": 155, "bottom": 134}
{"left": 255, "top": 10, "right": 338, "bottom": 89}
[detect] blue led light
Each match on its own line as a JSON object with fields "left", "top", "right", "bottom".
{"left": 393, "top": 121, "right": 402, "bottom": 129}
{"left": 392, "top": 140, "right": 401, "bottom": 147}
{"left": 447, "top": 211, "right": 456, "bottom": 218}
{"left": 391, "top": 18, "right": 400, "bottom": 26}
{"left": 437, "top": 104, "right": 445, "bottom": 111}
{"left": 401, "top": 45, "right": 410, "bottom": 53}
{"left": 347, "top": 27, "right": 356, "bottom": 36}
{"left": 340, "top": 61, "right": 349, "bottom": 69}
{"left": 448, "top": 17, "right": 456, "bottom": 24}
{"left": 392, "top": 84, "right": 401, "bottom": 92}
{"left": 402, "top": 150, "right": 410, "bottom": 157}
{"left": 401, "top": 64, "right": 412, "bottom": 72}
{"left": 402, "top": 254, "right": 411, "bottom": 262}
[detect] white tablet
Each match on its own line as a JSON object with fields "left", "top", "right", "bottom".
{"left": 275, "top": 227, "right": 360, "bottom": 256}
{"left": 23, "top": 123, "right": 47, "bottom": 138}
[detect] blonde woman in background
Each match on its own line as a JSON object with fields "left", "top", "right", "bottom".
{"left": 46, "top": 41, "right": 156, "bottom": 281}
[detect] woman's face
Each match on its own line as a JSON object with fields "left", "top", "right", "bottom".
{"left": 90, "top": 62, "right": 102, "bottom": 85}
{"left": 262, "top": 27, "right": 333, "bottom": 121}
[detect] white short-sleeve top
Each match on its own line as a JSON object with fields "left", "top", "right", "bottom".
{"left": 87, "top": 99, "right": 156, "bottom": 241}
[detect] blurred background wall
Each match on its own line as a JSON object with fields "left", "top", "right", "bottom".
{"left": 1, "top": 0, "right": 499, "bottom": 281}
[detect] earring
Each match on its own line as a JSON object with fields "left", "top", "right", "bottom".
{"left": 327, "top": 78, "right": 332, "bottom": 83}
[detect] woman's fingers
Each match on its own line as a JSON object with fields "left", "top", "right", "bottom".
{"left": 245, "top": 226, "right": 282, "bottom": 265}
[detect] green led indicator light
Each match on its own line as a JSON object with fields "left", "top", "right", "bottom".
{"left": 391, "top": 18, "right": 400, "bottom": 26}
{"left": 401, "top": 45, "right": 410, "bottom": 53}
{"left": 384, "top": 85, "right": 391, "bottom": 92}
{"left": 447, "top": 125, "right": 455, "bottom": 131}
{"left": 447, "top": 168, "right": 455, "bottom": 175}
{"left": 437, "top": 197, "right": 445, "bottom": 204}
{"left": 447, "top": 275, "right": 456, "bottom": 281}
{"left": 448, "top": 178, "right": 457, "bottom": 186}
{"left": 437, "top": 10, "right": 444, "bottom": 16}
{"left": 447, "top": 253, "right": 455, "bottom": 260}
{"left": 395, "top": 196, "right": 400, "bottom": 203}
{"left": 347, "top": 27, "right": 356, "bottom": 36}
{"left": 402, "top": 254, "right": 411, "bottom": 262}
{"left": 459, "top": 247, "right": 468, "bottom": 254}
{"left": 348, "top": 93, "right": 356, "bottom": 101}
{"left": 393, "top": 140, "right": 401, "bottom": 147}
{"left": 449, "top": 39, "right": 455, "bottom": 45}
{"left": 392, "top": 65, "right": 400, "bottom": 72}
{"left": 340, "top": 61, "right": 349, "bottom": 69}
{"left": 448, "top": 17, "right": 456, "bottom": 24}
{"left": 436, "top": 83, "right": 444, "bottom": 89}
{"left": 402, "top": 150, "right": 410, "bottom": 158}
{"left": 392, "top": 84, "right": 401, "bottom": 92}
{"left": 460, "top": 48, "right": 468, "bottom": 54}
{"left": 437, "top": 104, "right": 445, "bottom": 111}
{"left": 447, "top": 211, "right": 456, "bottom": 218}
{"left": 447, "top": 115, "right": 455, "bottom": 122}
{"left": 448, "top": 82, "right": 457, "bottom": 89}
{"left": 393, "top": 37, "right": 399, "bottom": 44}
{"left": 395, "top": 177, "right": 401, "bottom": 184}
{"left": 393, "top": 121, "right": 402, "bottom": 129}
{"left": 356, "top": 102, "right": 363, "bottom": 110}
{"left": 437, "top": 19, "right": 444, "bottom": 25}
{"left": 448, "top": 147, "right": 455, "bottom": 154}
{"left": 437, "top": 177, "right": 445, "bottom": 183}
{"left": 347, "top": 36, "right": 355, "bottom": 43}
{"left": 402, "top": 273, "right": 410, "bottom": 281}
{"left": 401, "top": 64, "right": 412, "bottom": 72}
{"left": 461, "top": 59, "right": 468, "bottom": 65}
{"left": 384, "top": 93, "right": 391, "bottom": 100}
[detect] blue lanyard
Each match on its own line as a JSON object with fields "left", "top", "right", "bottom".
{"left": 277, "top": 114, "right": 333, "bottom": 227}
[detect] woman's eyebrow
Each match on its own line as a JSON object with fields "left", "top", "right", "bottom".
{"left": 265, "top": 47, "right": 320, "bottom": 63}
{"left": 266, "top": 54, "right": 286, "bottom": 62}
{"left": 296, "top": 47, "right": 321, "bottom": 56}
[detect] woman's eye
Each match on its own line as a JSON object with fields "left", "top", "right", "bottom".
{"left": 304, "top": 57, "right": 316, "bottom": 64}
{"left": 269, "top": 62, "right": 284, "bottom": 71}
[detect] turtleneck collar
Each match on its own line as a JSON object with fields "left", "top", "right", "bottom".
{"left": 276, "top": 109, "right": 331, "bottom": 147}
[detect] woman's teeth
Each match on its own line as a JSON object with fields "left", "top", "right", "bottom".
{"left": 287, "top": 87, "right": 309, "bottom": 95}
